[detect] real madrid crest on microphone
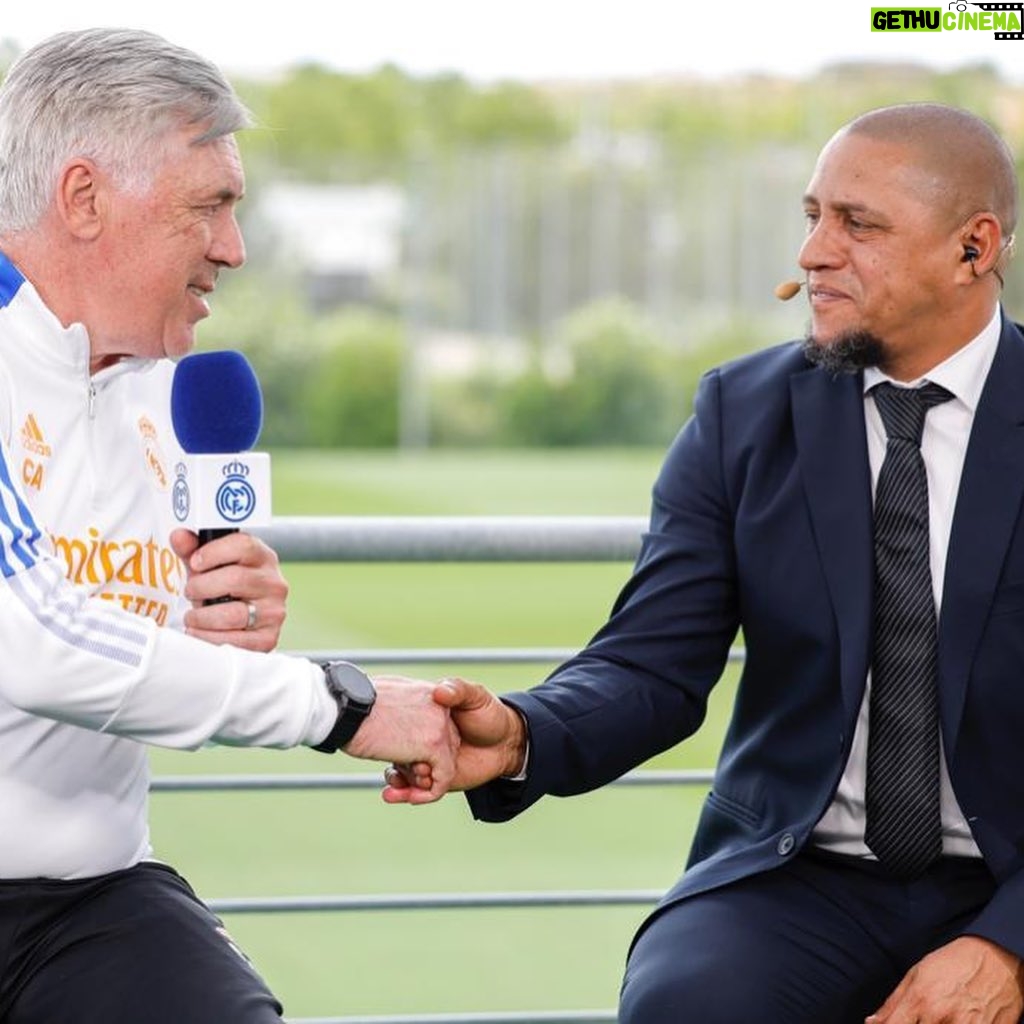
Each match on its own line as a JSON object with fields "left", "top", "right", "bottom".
{"left": 171, "top": 452, "right": 271, "bottom": 531}
{"left": 217, "top": 459, "right": 257, "bottom": 523}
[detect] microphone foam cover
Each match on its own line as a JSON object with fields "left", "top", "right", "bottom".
{"left": 171, "top": 350, "right": 264, "bottom": 454}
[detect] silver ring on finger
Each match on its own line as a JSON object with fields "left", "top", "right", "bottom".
{"left": 245, "top": 601, "right": 258, "bottom": 631}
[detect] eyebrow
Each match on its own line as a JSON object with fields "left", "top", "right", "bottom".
{"left": 802, "top": 196, "right": 888, "bottom": 222}
{"left": 202, "top": 187, "right": 245, "bottom": 204}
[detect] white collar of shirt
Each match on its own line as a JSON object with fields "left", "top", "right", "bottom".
{"left": 861, "top": 305, "right": 1002, "bottom": 410}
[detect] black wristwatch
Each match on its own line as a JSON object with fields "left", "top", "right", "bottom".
{"left": 311, "top": 661, "right": 377, "bottom": 753}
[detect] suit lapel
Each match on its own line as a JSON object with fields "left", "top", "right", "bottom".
{"left": 791, "top": 367, "right": 874, "bottom": 723}
{"left": 941, "top": 319, "right": 1024, "bottom": 742}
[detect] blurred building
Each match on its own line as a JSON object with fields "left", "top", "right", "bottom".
{"left": 252, "top": 182, "right": 405, "bottom": 311}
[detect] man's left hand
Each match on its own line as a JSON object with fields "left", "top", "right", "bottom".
{"left": 171, "top": 529, "right": 288, "bottom": 652}
{"left": 867, "top": 935, "right": 1024, "bottom": 1023}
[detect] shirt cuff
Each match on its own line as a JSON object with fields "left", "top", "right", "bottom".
{"left": 498, "top": 702, "right": 530, "bottom": 781}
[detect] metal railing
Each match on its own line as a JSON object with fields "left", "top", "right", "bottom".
{"left": 153, "top": 768, "right": 715, "bottom": 920}
{"left": 257, "top": 516, "right": 647, "bottom": 564}
{"left": 292, "top": 1015, "right": 617, "bottom": 1024}
{"left": 156, "top": 516, "right": 722, "bottom": 1024}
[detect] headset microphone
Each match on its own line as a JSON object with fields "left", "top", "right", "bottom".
{"left": 774, "top": 280, "right": 804, "bottom": 301}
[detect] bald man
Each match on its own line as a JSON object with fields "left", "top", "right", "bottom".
{"left": 387, "top": 103, "right": 1024, "bottom": 1023}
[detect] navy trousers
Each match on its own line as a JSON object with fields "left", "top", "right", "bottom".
{"left": 619, "top": 848, "right": 1000, "bottom": 1023}
{"left": 0, "top": 861, "right": 282, "bottom": 1023}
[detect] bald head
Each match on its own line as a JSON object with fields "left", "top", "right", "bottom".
{"left": 837, "top": 103, "right": 1018, "bottom": 238}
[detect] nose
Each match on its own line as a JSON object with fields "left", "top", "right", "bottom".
{"left": 210, "top": 211, "right": 246, "bottom": 270}
{"left": 798, "top": 217, "right": 843, "bottom": 273}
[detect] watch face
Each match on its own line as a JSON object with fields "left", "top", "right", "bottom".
{"left": 331, "top": 663, "right": 376, "bottom": 705}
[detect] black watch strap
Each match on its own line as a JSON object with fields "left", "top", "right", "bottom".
{"left": 312, "top": 661, "right": 376, "bottom": 754}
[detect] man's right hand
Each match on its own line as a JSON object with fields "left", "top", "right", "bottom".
{"left": 381, "top": 678, "right": 527, "bottom": 804}
{"left": 342, "top": 675, "right": 459, "bottom": 804}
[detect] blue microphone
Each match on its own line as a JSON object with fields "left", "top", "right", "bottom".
{"left": 170, "top": 351, "right": 272, "bottom": 571}
{"left": 171, "top": 349, "right": 263, "bottom": 457}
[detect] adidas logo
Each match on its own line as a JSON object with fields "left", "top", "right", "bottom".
{"left": 20, "top": 413, "right": 52, "bottom": 458}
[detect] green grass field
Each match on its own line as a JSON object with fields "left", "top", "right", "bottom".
{"left": 148, "top": 448, "right": 739, "bottom": 1019}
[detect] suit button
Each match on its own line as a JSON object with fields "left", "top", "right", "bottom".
{"left": 777, "top": 833, "right": 796, "bottom": 856}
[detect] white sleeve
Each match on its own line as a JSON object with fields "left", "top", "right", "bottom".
{"left": 0, "top": 437, "right": 336, "bottom": 751}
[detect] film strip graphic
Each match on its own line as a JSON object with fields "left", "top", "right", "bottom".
{"left": 973, "top": 2, "right": 1024, "bottom": 39}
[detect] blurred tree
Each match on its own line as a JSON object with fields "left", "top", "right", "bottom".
{"left": 499, "top": 298, "right": 684, "bottom": 446}
{"left": 194, "top": 274, "right": 320, "bottom": 447}
{"left": 238, "top": 65, "right": 569, "bottom": 180}
{"left": 454, "top": 81, "right": 569, "bottom": 147}
{"left": 305, "top": 310, "right": 404, "bottom": 447}
{"left": 240, "top": 63, "right": 417, "bottom": 178}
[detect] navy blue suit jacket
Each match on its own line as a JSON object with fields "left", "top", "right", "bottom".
{"left": 468, "top": 314, "right": 1024, "bottom": 957}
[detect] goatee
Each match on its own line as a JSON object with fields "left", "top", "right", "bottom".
{"left": 802, "top": 329, "right": 887, "bottom": 376}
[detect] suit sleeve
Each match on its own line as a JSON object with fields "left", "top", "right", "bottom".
{"left": 468, "top": 368, "right": 741, "bottom": 821}
{"left": 963, "top": 866, "right": 1024, "bottom": 960}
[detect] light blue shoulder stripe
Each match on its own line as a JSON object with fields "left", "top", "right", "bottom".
{"left": 12, "top": 560, "right": 148, "bottom": 666}
{"left": 0, "top": 252, "right": 25, "bottom": 309}
{"left": 0, "top": 253, "right": 40, "bottom": 574}
{"left": 0, "top": 445, "right": 41, "bottom": 577}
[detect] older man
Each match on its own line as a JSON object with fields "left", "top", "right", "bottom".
{"left": 0, "top": 28, "right": 452, "bottom": 1024}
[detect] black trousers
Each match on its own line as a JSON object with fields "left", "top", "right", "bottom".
{"left": 0, "top": 861, "right": 282, "bottom": 1023}
{"left": 619, "top": 848, "right": 1002, "bottom": 1024}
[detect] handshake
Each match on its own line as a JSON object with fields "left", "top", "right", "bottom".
{"left": 340, "top": 675, "right": 528, "bottom": 805}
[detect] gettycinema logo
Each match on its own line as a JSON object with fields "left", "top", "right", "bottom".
{"left": 871, "top": 2, "right": 1023, "bottom": 38}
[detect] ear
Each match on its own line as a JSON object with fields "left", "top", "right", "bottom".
{"left": 957, "top": 212, "right": 1003, "bottom": 281}
{"left": 55, "top": 158, "right": 105, "bottom": 241}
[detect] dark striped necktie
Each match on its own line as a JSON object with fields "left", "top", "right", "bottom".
{"left": 864, "top": 380, "right": 953, "bottom": 880}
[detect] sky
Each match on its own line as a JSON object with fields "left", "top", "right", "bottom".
{"left": 2, "top": 0, "right": 1023, "bottom": 84}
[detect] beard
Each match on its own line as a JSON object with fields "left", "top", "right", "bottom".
{"left": 802, "top": 328, "right": 887, "bottom": 376}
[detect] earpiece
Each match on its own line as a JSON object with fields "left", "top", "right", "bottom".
{"left": 961, "top": 245, "right": 980, "bottom": 263}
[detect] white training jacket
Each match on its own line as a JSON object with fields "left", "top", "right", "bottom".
{"left": 0, "top": 252, "right": 336, "bottom": 879}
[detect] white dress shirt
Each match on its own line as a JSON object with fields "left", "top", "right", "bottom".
{"left": 812, "top": 305, "right": 1003, "bottom": 859}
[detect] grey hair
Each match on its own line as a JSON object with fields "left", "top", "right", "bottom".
{"left": 0, "top": 28, "right": 253, "bottom": 233}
